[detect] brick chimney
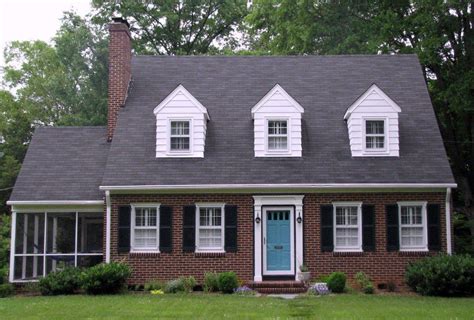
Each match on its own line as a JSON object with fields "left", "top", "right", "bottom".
{"left": 107, "top": 17, "right": 131, "bottom": 141}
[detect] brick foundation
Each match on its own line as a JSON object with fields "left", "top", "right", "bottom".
{"left": 107, "top": 192, "right": 446, "bottom": 290}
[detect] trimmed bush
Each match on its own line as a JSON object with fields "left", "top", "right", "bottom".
{"left": 144, "top": 280, "right": 164, "bottom": 292}
{"left": 203, "top": 272, "right": 220, "bottom": 292}
{"left": 81, "top": 262, "right": 131, "bottom": 295}
{"left": 39, "top": 267, "right": 81, "bottom": 296}
{"left": 326, "top": 272, "right": 346, "bottom": 293}
{"left": 165, "top": 278, "right": 185, "bottom": 293}
{"left": 182, "top": 276, "right": 196, "bottom": 292}
{"left": 0, "top": 283, "right": 14, "bottom": 298}
{"left": 218, "top": 271, "right": 239, "bottom": 294}
{"left": 405, "top": 254, "right": 474, "bottom": 296}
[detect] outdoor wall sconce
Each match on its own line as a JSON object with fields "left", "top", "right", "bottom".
{"left": 255, "top": 213, "right": 261, "bottom": 224}
{"left": 296, "top": 212, "right": 302, "bottom": 224}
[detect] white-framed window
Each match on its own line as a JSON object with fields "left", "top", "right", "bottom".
{"left": 364, "top": 119, "right": 386, "bottom": 151}
{"left": 333, "top": 202, "right": 362, "bottom": 252}
{"left": 195, "top": 203, "right": 225, "bottom": 252}
{"left": 267, "top": 119, "right": 289, "bottom": 152}
{"left": 398, "top": 202, "right": 428, "bottom": 251}
{"left": 169, "top": 120, "right": 191, "bottom": 152}
{"left": 131, "top": 204, "right": 160, "bottom": 252}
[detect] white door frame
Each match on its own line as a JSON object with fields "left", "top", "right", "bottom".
{"left": 262, "top": 206, "right": 295, "bottom": 275}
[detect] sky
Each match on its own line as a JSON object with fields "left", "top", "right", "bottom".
{"left": 0, "top": 0, "right": 92, "bottom": 67}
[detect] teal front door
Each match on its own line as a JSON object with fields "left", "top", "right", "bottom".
{"left": 265, "top": 210, "right": 292, "bottom": 272}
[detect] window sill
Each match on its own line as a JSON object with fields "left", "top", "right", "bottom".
{"left": 129, "top": 251, "right": 161, "bottom": 257}
{"left": 194, "top": 251, "right": 226, "bottom": 258}
{"left": 333, "top": 251, "right": 364, "bottom": 257}
{"left": 398, "top": 250, "right": 430, "bottom": 257}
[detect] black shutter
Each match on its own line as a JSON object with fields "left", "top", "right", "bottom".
{"left": 224, "top": 205, "right": 238, "bottom": 252}
{"left": 118, "top": 205, "right": 131, "bottom": 253}
{"left": 362, "top": 205, "right": 376, "bottom": 252}
{"left": 321, "top": 205, "right": 334, "bottom": 252}
{"left": 182, "top": 205, "right": 196, "bottom": 252}
{"left": 427, "top": 204, "right": 441, "bottom": 251}
{"left": 159, "top": 206, "right": 173, "bottom": 253}
{"left": 386, "top": 204, "right": 399, "bottom": 251}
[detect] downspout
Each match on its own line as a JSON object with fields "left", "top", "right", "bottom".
{"left": 105, "top": 191, "right": 111, "bottom": 263}
{"left": 446, "top": 187, "right": 452, "bottom": 255}
{"left": 9, "top": 211, "right": 16, "bottom": 282}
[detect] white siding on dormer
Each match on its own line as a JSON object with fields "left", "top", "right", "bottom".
{"left": 252, "top": 85, "right": 304, "bottom": 157}
{"left": 154, "top": 85, "right": 209, "bottom": 158}
{"left": 344, "top": 84, "right": 401, "bottom": 157}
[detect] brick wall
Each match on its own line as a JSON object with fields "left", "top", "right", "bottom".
{"left": 108, "top": 192, "right": 446, "bottom": 290}
{"left": 107, "top": 19, "right": 131, "bottom": 141}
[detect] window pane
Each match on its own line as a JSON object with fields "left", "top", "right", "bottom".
{"left": 77, "top": 212, "right": 103, "bottom": 253}
{"left": 171, "top": 121, "right": 189, "bottom": 135}
{"left": 268, "top": 136, "right": 288, "bottom": 150}
{"left": 268, "top": 121, "right": 287, "bottom": 135}
{"left": 413, "top": 207, "right": 422, "bottom": 224}
{"left": 15, "top": 213, "right": 45, "bottom": 254}
{"left": 47, "top": 213, "right": 75, "bottom": 254}
{"left": 200, "top": 208, "right": 222, "bottom": 226}
{"left": 366, "top": 136, "right": 385, "bottom": 149}
{"left": 134, "top": 229, "right": 157, "bottom": 248}
{"left": 366, "top": 120, "right": 384, "bottom": 134}
{"left": 199, "top": 229, "right": 222, "bottom": 248}
{"left": 401, "top": 207, "right": 409, "bottom": 224}
{"left": 170, "top": 137, "right": 190, "bottom": 150}
{"left": 336, "top": 228, "right": 358, "bottom": 247}
{"left": 335, "top": 206, "right": 358, "bottom": 226}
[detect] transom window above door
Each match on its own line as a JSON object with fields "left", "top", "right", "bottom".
{"left": 333, "top": 203, "right": 362, "bottom": 252}
{"left": 365, "top": 120, "right": 385, "bottom": 150}
{"left": 267, "top": 120, "right": 288, "bottom": 151}
{"left": 170, "top": 120, "right": 190, "bottom": 152}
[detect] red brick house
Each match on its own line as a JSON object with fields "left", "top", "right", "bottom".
{"left": 8, "top": 18, "right": 456, "bottom": 291}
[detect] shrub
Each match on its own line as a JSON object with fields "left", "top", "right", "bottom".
{"left": 0, "top": 283, "right": 14, "bottom": 298}
{"left": 182, "top": 276, "right": 196, "bottom": 292}
{"left": 405, "top": 254, "right": 474, "bottom": 296}
{"left": 314, "top": 274, "right": 329, "bottom": 283}
{"left": 165, "top": 278, "right": 185, "bottom": 293}
{"left": 144, "top": 280, "right": 164, "bottom": 292}
{"left": 355, "top": 271, "right": 374, "bottom": 294}
{"left": 38, "top": 267, "right": 81, "bottom": 296}
{"left": 326, "top": 272, "right": 346, "bottom": 293}
{"left": 81, "top": 262, "right": 131, "bottom": 295}
{"left": 218, "top": 271, "right": 239, "bottom": 294}
{"left": 203, "top": 272, "right": 220, "bottom": 292}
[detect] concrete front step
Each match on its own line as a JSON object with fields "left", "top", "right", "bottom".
{"left": 256, "top": 287, "right": 307, "bottom": 294}
{"left": 248, "top": 281, "right": 307, "bottom": 294}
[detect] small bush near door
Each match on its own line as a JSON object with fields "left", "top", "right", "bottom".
{"left": 0, "top": 283, "right": 14, "bottom": 298}
{"left": 405, "top": 254, "right": 474, "bottom": 296}
{"left": 39, "top": 266, "right": 82, "bottom": 295}
{"left": 326, "top": 272, "right": 346, "bottom": 293}
{"left": 203, "top": 272, "right": 220, "bottom": 292}
{"left": 355, "top": 272, "right": 374, "bottom": 294}
{"left": 218, "top": 272, "right": 239, "bottom": 294}
{"left": 81, "top": 262, "right": 131, "bottom": 295}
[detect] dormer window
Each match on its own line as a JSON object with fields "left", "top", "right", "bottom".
{"left": 365, "top": 119, "right": 386, "bottom": 151}
{"left": 344, "top": 84, "right": 401, "bottom": 157}
{"left": 267, "top": 120, "right": 288, "bottom": 151}
{"left": 170, "top": 120, "right": 190, "bottom": 152}
{"left": 251, "top": 84, "right": 304, "bottom": 157}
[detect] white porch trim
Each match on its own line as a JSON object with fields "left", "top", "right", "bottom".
{"left": 253, "top": 195, "right": 304, "bottom": 282}
{"left": 446, "top": 188, "right": 452, "bottom": 255}
{"left": 105, "top": 191, "right": 111, "bottom": 263}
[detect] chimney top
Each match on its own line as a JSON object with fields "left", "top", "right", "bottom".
{"left": 112, "top": 17, "right": 130, "bottom": 28}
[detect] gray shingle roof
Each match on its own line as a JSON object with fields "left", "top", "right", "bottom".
{"left": 102, "top": 55, "right": 454, "bottom": 186}
{"left": 10, "top": 127, "right": 109, "bottom": 201}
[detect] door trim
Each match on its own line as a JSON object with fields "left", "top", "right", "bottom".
{"left": 262, "top": 206, "right": 295, "bottom": 275}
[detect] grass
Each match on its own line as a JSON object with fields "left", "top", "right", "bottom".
{"left": 0, "top": 293, "right": 473, "bottom": 319}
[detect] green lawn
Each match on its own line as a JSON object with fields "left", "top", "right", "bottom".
{"left": 0, "top": 293, "right": 473, "bottom": 319}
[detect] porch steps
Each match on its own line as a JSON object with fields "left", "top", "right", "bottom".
{"left": 248, "top": 281, "right": 307, "bottom": 294}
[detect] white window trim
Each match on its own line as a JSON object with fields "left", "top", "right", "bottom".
{"left": 195, "top": 203, "right": 226, "bottom": 253}
{"left": 332, "top": 202, "right": 363, "bottom": 252}
{"left": 398, "top": 201, "right": 428, "bottom": 252}
{"left": 264, "top": 117, "right": 291, "bottom": 155}
{"left": 362, "top": 117, "right": 389, "bottom": 155}
{"left": 167, "top": 118, "right": 193, "bottom": 155}
{"left": 131, "top": 203, "right": 161, "bottom": 253}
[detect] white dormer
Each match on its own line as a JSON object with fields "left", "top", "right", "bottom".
{"left": 251, "top": 84, "right": 304, "bottom": 157}
{"left": 154, "top": 85, "right": 209, "bottom": 158}
{"left": 344, "top": 84, "right": 401, "bottom": 157}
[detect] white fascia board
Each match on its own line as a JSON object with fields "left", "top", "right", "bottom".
{"left": 344, "top": 83, "right": 401, "bottom": 120}
{"left": 7, "top": 200, "right": 104, "bottom": 205}
{"left": 153, "top": 84, "right": 210, "bottom": 120}
{"left": 100, "top": 183, "right": 457, "bottom": 192}
{"left": 251, "top": 84, "right": 304, "bottom": 118}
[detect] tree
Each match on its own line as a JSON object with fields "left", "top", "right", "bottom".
{"left": 91, "top": 0, "right": 248, "bottom": 55}
{"left": 247, "top": 0, "right": 474, "bottom": 252}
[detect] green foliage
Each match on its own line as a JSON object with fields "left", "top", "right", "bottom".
{"left": 0, "top": 215, "right": 10, "bottom": 283}
{"left": 203, "top": 272, "right": 220, "bottom": 292}
{"left": 0, "top": 283, "right": 14, "bottom": 298}
{"left": 81, "top": 262, "right": 131, "bottom": 295}
{"left": 299, "top": 264, "right": 309, "bottom": 272}
{"left": 405, "top": 254, "right": 474, "bottom": 296}
{"left": 92, "top": 0, "right": 248, "bottom": 55}
{"left": 314, "top": 274, "right": 329, "bottom": 283}
{"left": 217, "top": 271, "right": 239, "bottom": 294}
{"left": 355, "top": 272, "right": 374, "bottom": 294}
{"left": 38, "top": 267, "right": 82, "bottom": 296}
{"left": 164, "top": 276, "right": 195, "bottom": 293}
{"left": 327, "top": 272, "right": 346, "bottom": 293}
{"left": 144, "top": 280, "right": 165, "bottom": 292}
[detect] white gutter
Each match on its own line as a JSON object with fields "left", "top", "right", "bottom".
{"left": 100, "top": 183, "right": 457, "bottom": 191}
{"left": 6, "top": 200, "right": 104, "bottom": 205}
{"left": 446, "top": 187, "right": 452, "bottom": 255}
{"left": 105, "top": 191, "right": 111, "bottom": 263}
